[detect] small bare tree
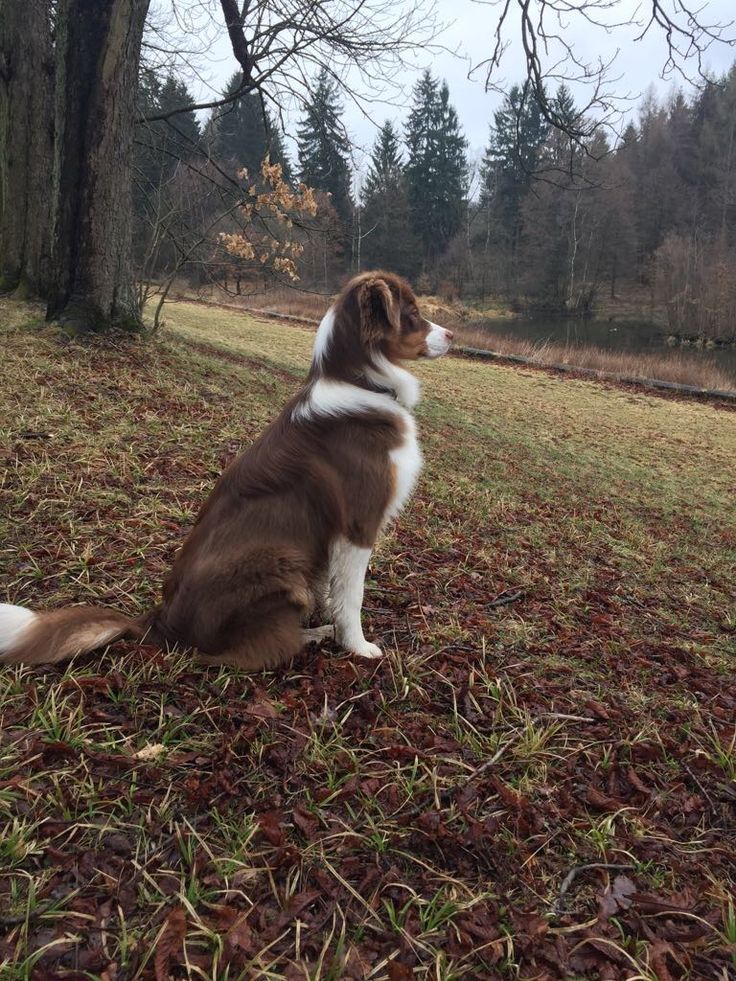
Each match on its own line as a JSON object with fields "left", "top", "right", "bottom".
{"left": 150, "top": 157, "right": 318, "bottom": 326}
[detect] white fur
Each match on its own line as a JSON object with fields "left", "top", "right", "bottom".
{"left": 426, "top": 322, "right": 453, "bottom": 358}
{"left": 365, "top": 354, "right": 421, "bottom": 409}
{"left": 328, "top": 538, "right": 381, "bottom": 658}
{"left": 298, "top": 310, "right": 451, "bottom": 661}
{"left": 0, "top": 604, "right": 37, "bottom": 655}
{"left": 293, "top": 378, "right": 408, "bottom": 423}
{"left": 312, "top": 307, "right": 336, "bottom": 366}
{"left": 386, "top": 414, "right": 423, "bottom": 524}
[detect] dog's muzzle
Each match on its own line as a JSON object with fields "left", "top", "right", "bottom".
{"left": 425, "top": 323, "right": 454, "bottom": 358}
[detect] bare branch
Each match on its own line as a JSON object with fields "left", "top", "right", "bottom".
{"left": 472, "top": 0, "right": 736, "bottom": 140}
{"left": 140, "top": 0, "right": 442, "bottom": 128}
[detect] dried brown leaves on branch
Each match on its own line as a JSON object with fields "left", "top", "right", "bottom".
{"left": 218, "top": 157, "right": 318, "bottom": 281}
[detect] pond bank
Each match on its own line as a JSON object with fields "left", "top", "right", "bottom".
{"left": 463, "top": 315, "right": 736, "bottom": 390}
{"left": 455, "top": 343, "right": 736, "bottom": 406}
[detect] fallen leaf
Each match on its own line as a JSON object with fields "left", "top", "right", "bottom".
{"left": 245, "top": 698, "right": 278, "bottom": 720}
{"left": 258, "top": 810, "right": 285, "bottom": 846}
{"left": 388, "top": 961, "right": 414, "bottom": 981}
{"left": 292, "top": 804, "right": 319, "bottom": 839}
{"left": 154, "top": 906, "right": 187, "bottom": 981}
{"left": 133, "top": 743, "right": 167, "bottom": 760}
{"left": 599, "top": 875, "right": 637, "bottom": 920}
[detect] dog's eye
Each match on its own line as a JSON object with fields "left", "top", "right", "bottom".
{"left": 402, "top": 313, "right": 423, "bottom": 333}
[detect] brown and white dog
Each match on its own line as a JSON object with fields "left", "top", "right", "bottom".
{"left": 0, "top": 272, "right": 452, "bottom": 671}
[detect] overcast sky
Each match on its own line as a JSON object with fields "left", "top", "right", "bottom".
{"left": 184, "top": 0, "right": 736, "bottom": 178}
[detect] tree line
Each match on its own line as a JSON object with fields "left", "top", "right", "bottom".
{"left": 1, "top": 0, "right": 734, "bottom": 338}
{"left": 130, "top": 66, "right": 470, "bottom": 298}
{"left": 133, "top": 59, "right": 736, "bottom": 340}
{"left": 474, "top": 71, "right": 736, "bottom": 339}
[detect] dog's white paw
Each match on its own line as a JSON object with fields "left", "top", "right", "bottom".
{"left": 350, "top": 640, "right": 383, "bottom": 659}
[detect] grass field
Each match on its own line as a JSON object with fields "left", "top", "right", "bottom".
{"left": 1, "top": 297, "right": 735, "bottom": 979}
{"left": 191, "top": 285, "right": 736, "bottom": 392}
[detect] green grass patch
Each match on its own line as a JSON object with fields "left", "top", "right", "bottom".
{"left": 1, "top": 298, "right": 734, "bottom": 978}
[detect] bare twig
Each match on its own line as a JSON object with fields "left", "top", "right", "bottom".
{"left": 396, "top": 735, "right": 517, "bottom": 823}
{"left": 487, "top": 588, "right": 525, "bottom": 608}
{"left": 554, "top": 862, "right": 636, "bottom": 917}
{"left": 472, "top": 0, "right": 736, "bottom": 143}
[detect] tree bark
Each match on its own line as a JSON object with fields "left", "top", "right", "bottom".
{"left": 47, "top": 0, "right": 150, "bottom": 330}
{"left": 0, "top": 0, "right": 53, "bottom": 297}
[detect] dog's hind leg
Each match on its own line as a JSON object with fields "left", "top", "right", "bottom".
{"left": 197, "top": 609, "right": 306, "bottom": 672}
{"left": 199, "top": 620, "right": 335, "bottom": 670}
{"left": 311, "top": 571, "right": 332, "bottom": 623}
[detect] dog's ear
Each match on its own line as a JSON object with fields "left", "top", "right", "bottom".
{"left": 357, "top": 277, "right": 399, "bottom": 344}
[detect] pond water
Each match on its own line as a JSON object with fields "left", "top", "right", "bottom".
{"left": 479, "top": 316, "right": 736, "bottom": 386}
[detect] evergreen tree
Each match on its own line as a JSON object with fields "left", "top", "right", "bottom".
{"left": 546, "top": 83, "right": 580, "bottom": 167}
{"left": 480, "top": 83, "right": 549, "bottom": 248}
{"left": 213, "top": 73, "right": 292, "bottom": 181}
{"left": 435, "top": 83, "right": 468, "bottom": 248}
{"left": 136, "top": 69, "right": 201, "bottom": 187}
{"left": 360, "top": 121, "right": 418, "bottom": 277}
{"left": 297, "top": 70, "right": 352, "bottom": 220}
{"left": 133, "top": 69, "right": 202, "bottom": 271}
{"left": 158, "top": 74, "right": 201, "bottom": 158}
{"left": 405, "top": 71, "right": 468, "bottom": 265}
{"left": 691, "top": 68, "right": 736, "bottom": 241}
{"left": 552, "top": 84, "right": 577, "bottom": 132}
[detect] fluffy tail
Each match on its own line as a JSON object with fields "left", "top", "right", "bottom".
{"left": 0, "top": 603, "right": 142, "bottom": 666}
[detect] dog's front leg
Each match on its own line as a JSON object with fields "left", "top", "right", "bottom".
{"left": 328, "top": 538, "right": 382, "bottom": 659}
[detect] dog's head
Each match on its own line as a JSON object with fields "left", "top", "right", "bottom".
{"left": 346, "top": 272, "right": 453, "bottom": 362}
{"left": 313, "top": 272, "right": 453, "bottom": 378}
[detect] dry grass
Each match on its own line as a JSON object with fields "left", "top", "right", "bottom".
{"left": 186, "top": 284, "right": 515, "bottom": 329}
{"left": 454, "top": 324, "right": 736, "bottom": 392}
{"left": 1, "top": 297, "right": 735, "bottom": 979}
{"left": 185, "top": 284, "right": 735, "bottom": 392}
{"left": 193, "top": 283, "right": 333, "bottom": 321}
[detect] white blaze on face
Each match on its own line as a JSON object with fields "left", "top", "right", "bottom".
{"left": 425, "top": 322, "right": 453, "bottom": 358}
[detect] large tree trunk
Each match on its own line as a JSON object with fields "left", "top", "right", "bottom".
{"left": 47, "top": 0, "right": 150, "bottom": 330}
{"left": 0, "top": 0, "right": 53, "bottom": 297}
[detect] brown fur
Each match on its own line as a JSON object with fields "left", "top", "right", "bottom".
{"left": 3, "top": 607, "right": 139, "bottom": 666}
{"left": 1, "top": 272, "right": 449, "bottom": 671}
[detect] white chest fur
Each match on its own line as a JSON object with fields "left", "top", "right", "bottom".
{"left": 292, "top": 366, "right": 424, "bottom": 527}
{"left": 385, "top": 410, "right": 423, "bottom": 525}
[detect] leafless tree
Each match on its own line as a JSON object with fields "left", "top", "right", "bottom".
{"left": 141, "top": 0, "right": 440, "bottom": 129}
{"left": 473, "top": 0, "right": 735, "bottom": 141}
